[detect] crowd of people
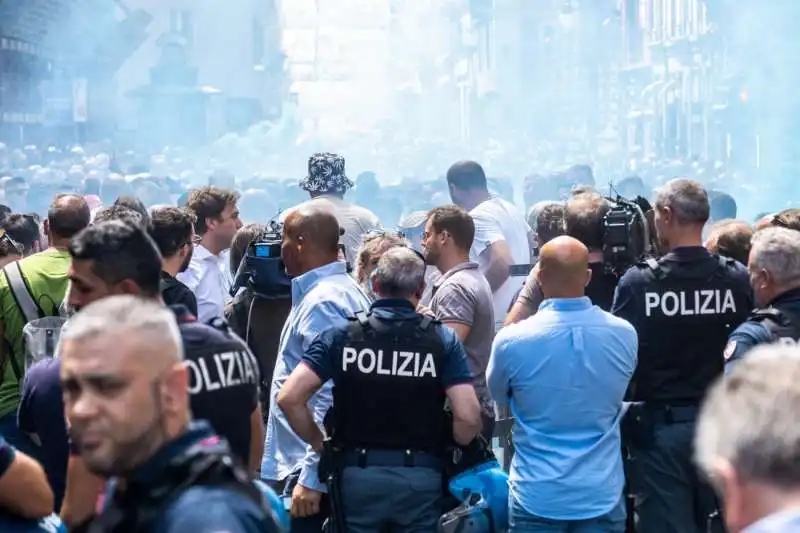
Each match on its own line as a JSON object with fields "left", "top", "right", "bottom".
{"left": 0, "top": 145, "right": 796, "bottom": 533}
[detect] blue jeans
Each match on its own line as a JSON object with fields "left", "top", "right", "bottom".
{"left": 509, "top": 496, "right": 626, "bottom": 533}
{"left": 340, "top": 466, "right": 443, "bottom": 533}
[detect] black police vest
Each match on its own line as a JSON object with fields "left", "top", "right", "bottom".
{"left": 330, "top": 311, "right": 449, "bottom": 453}
{"left": 177, "top": 315, "right": 261, "bottom": 467}
{"left": 750, "top": 306, "right": 800, "bottom": 346}
{"left": 633, "top": 255, "right": 751, "bottom": 404}
{"left": 75, "top": 441, "right": 277, "bottom": 533}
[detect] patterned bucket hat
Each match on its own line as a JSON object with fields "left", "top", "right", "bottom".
{"left": 299, "top": 152, "right": 354, "bottom": 195}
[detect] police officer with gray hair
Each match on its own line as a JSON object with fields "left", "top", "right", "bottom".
{"left": 277, "top": 247, "right": 482, "bottom": 533}
{"left": 725, "top": 227, "right": 800, "bottom": 369}
{"left": 612, "top": 178, "right": 753, "bottom": 533}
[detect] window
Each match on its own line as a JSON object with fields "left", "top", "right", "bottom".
{"left": 170, "top": 9, "right": 193, "bottom": 46}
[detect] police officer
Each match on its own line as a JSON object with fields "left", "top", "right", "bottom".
{"left": 725, "top": 227, "right": 800, "bottom": 369}
{"left": 277, "top": 247, "right": 482, "bottom": 533}
{"left": 611, "top": 179, "right": 753, "bottom": 533}
{"left": 60, "top": 296, "right": 282, "bottom": 533}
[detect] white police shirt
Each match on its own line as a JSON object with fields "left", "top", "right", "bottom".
{"left": 469, "top": 197, "right": 530, "bottom": 330}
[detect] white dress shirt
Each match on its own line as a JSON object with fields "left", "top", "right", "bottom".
{"left": 177, "top": 244, "right": 227, "bottom": 323}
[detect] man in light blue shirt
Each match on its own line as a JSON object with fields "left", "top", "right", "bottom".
{"left": 261, "top": 206, "right": 370, "bottom": 533}
{"left": 488, "top": 236, "right": 637, "bottom": 532}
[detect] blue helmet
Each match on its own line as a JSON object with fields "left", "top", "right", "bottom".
{"left": 441, "top": 460, "right": 510, "bottom": 533}
{"left": 254, "top": 479, "right": 290, "bottom": 532}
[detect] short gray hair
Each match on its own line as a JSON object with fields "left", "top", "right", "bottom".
{"left": 60, "top": 295, "right": 183, "bottom": 362}
{"left": 750, "top": 227, "right": 800, "bottom": 286}
{"left": 654, "top": 178, "right": 709, "bottom": 224}
{"left": 695, "top": 345, "right": 800, "bottom": 491}
{"left": 371, "top": 247, "right": 425, "bottom": 299}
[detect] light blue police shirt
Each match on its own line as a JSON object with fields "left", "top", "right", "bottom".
{"left": 261, "top": 261, "right": 370, "bottom": 491}
{"left": 487, "top": 297, "right": 637, "bottom": 520}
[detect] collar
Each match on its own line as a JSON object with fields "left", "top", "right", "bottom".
{"left": 291, "top": 260, "right": 348, "bottom": 299}
{"left": 371, "top": 298, "right": 415, "bottom": 311}
{"left": 538, "top": 296, "right": 593, "bottom": 312}
{"left": 370, "top": 298, "right": 419, "bottom": 319}
{"left": 743, "top": 508, "right": 800, "bottom": 533}
{"left": 769, "top": 287, "right": 800, "bottom": 307}
{"left": 126, "top": 421, "right": 215, "bottom": 486}
{"left": 434, "top": 261, "right": 478, "bottom": 288}
{"left": 193, "top": 244, "right": 216, "bottom": 261}
{"left": 662, "top": 246, "right": 710, "bottom": 261}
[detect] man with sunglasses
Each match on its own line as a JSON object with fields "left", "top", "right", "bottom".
{"left": 725, "top": 227, "right": 800, "bottom": 371}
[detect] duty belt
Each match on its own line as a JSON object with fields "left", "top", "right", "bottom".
{"left": 342, "top": 449, "right": 444, "bottom": 470}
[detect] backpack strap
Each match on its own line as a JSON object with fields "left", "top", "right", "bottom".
{"left": 3, "top": 262, "right": 45, "bottom": 323}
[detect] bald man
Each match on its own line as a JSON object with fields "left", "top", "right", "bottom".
{"left": 0, "top": 193, "right": 89, "bottom": 460}
{"left": 262, "top": 205, "right": 371, "bottom": 531}
{"left": 488, "top": 235, "right": 637, "bottom": 529}
{"left": 60, "top": 296, "right": 280, "bottom": 532}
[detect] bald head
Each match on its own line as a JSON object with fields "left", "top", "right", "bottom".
{"left": 537, "top": 236, "right": 591, "bottom": 298}
{"left": 48, "top": 193, "right": 90, "bottom": 239}
{"left": 284, "top": 205, "right": 341, "bottom": 255}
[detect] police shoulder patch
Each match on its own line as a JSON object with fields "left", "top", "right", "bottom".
{"left": 724, "top": 341, "right": 737, "bottom": 361}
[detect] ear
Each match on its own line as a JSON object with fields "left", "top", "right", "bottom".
{"left": 585, "top": 267, "right": 593, "bottom": 288}
{"left": 712, "top": 458, "right": 739, "bottom": 531}
{"left": 43, "top": 218, "right": 50, "bottom": 236}
{"left": 161, "top": 363, "right": 189, "bottom": 414}
{"left": 118, "top": 278, "right": 144, "bottom": 296}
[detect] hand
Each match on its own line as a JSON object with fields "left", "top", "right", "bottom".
{"left": 290, "top": 483, "right": 322, "bottom": 518}
{"left": 417, "top": 304, "right": 435, "bottom": 317}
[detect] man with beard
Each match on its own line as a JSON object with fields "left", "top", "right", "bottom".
{"left": 60, "top": 296, "right": 280, "bottom": 532}
{"left": 59, "top": 221, "right": 262, "bottom": 527}
{"left": 421, "top": 205, "right": 496, "bottom": 439}
{"left": 150, "top": 207, "right": 198, "bottom": 316}
{"left": 611, "top": 178, "right": 753, "bottom": 533}
{"left": 178, "top": 187, "right": 243, "bottom": 322}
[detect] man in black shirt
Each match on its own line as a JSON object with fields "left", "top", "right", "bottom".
{"left": 149, "top": 206, "right": 198, "bottom": 316}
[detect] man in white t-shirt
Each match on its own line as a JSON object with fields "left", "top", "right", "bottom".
{"left": 446, "top": 160, "right": 531, "bottom": 329}
{"left": 279, "top": 152, "right": 381, "bottom": 266}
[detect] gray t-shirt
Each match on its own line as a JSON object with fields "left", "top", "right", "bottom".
{"left": 425, "top": 262, "right": 495, "bottom": 407}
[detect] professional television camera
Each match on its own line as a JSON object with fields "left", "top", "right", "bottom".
{"left": 230, "top": 220, "right": 291, "bottom": 300}
{"left": 601, "top": 194, "right": 654, "bottom": 275}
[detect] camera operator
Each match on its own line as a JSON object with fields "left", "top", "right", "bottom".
{"left": 225, "top": 223, "right": 293, "bottom": 421}
{"left": 611, "top": 178, "right": 753, "bottom": 533}
{"left": 505, "top": 192, "right": 619, "bottom": 325}
{"left": 61, "top": 296, "right": 282, "bottom": 533}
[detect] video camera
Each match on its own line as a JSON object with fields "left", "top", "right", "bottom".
{"left": 230, "top": 219, "right": 291, "bottom": 300}
{"left": 601, "top": 194, "right": 654, "bottom": 275}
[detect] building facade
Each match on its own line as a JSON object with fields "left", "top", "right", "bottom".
{"left": 117, "top": 0, "right": 284, "bottom": 145}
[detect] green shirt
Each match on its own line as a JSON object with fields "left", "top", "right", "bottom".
{"left": 0, "top": 249, "right": 71, "bottom": 417}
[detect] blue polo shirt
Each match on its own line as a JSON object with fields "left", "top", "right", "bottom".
{"left": 488, "top": 297, "right": 637, "bottom": 520}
